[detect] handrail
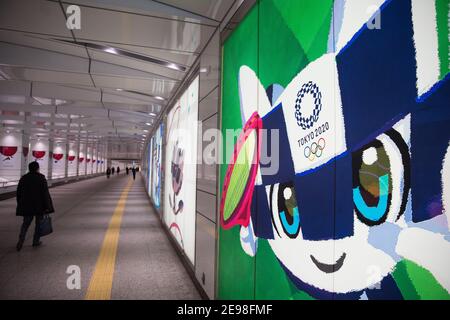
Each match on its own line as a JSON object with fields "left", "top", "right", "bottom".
{"left": 0, "top": 179, "right": 20, "bottom": 188}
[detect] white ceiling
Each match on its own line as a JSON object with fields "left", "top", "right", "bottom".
{"left": 0, "top": 0, "right": 236, "bottom": 149}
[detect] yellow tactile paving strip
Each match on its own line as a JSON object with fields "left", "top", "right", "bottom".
{"left": 85, "top": 178, "right": 133, "bottom": 300}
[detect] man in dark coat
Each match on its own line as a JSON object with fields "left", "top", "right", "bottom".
{"left": 16, "top": 161, "right": 54, "bottom": 251}
{"left": 106, "top": 167, "right": 111, "bottom": 178}
{"left": 132, "top": 167, "right": 136, "bottom": 180}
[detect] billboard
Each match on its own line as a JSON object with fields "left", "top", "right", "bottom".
{"left": 164, "top": 76, "right": 199, "bottom": 264}
{"left": 218, "top": 0, "right": 450, "bottom": 300}
{"left": 151, "top": 123, "right": 164, "bottom": 209}
{"left": 147, "top": 138, "right": 152, "bottom": 195}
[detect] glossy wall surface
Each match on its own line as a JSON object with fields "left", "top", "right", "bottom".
{"left": 164, "top": 76, "right": 199, "bottom": 265}
{"left": 218, "top": 0, "right": 450, "bottom": 299}
{"left": 152, "top": 124, "right": 164, "bottom": 210}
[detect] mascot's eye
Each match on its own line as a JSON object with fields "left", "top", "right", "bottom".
{"left": 352, "top": 129, "right": 410, "bottom": 226}
{"left": 352, "top": 140, "right": 392, "bottom": 225}
{"left": 272, "top": 182, "right": 300, "bottom": 238}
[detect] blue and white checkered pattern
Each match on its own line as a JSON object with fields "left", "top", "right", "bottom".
{"left": 294, "top": 81, "right": 322, "bottom": 129}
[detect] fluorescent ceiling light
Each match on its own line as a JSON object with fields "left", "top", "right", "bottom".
{"left": 148, "top": 112, "right": 156, "bottom": 117}
{"left": 154, "top": 96, "right": 165, "bottom": 101}
{"left": 146, "top": 123, "right": 152, "bottom": 126}
{"left": 59, "top": 40, "right": 187, "bottom": 72}
{"left": 104, "top": 47, "right": 118, "bottom": 54}
{"left": 167, "top": 63, "right": 180, "bottom": 70}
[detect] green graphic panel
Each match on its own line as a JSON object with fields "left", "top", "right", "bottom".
{"left": 393, "top": 260, "right": 450, "bottom": 300}
{"left": 436, "top": 0, "right": 449, "bottom": 79}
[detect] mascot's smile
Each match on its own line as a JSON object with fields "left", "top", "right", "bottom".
{"left": 310, "top": 253, "right": 346, "bottom": 273}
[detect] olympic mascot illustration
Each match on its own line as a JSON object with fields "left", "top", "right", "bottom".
{"left": 169, "top": 141, "right": 184, "bottom": 215}
{"left": 220, "top": 0, "right": 450, "bottom": 299}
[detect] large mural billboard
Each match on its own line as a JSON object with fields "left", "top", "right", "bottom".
{"left": 218, "top": 0, "right": 450, "bottom": 299}
{"left": 164, "top": 76, "right": 199, "bottom": 265}
{"left": 151, "top": 124, "right": 164, "bottom": 209}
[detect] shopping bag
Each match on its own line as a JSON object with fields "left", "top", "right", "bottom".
{"left": 39, "top": 215, "right": 53, "bottom": 237}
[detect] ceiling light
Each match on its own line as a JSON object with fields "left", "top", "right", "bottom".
{"left": 59, "top": 40, "right": 187, "bottom": 72}
{"left": 146, "top": 122, "right": 152, "bottom": 126}
{"left": 154, "top": 96, "right": 165, "bottom": 101}
{"left": 167, "top": 63, "right": 180, "bottom": 71}
{"left": 148, "top": 112, "right": 156, "bottom": 117}
{"left": 143, "top": 130, "right": 149, "bottom": 132}
{"left": 104, "top": 47, "right": 118, "bottom": 54}
{"left": 115, "top": 88, "right": 123, "bottom": 91}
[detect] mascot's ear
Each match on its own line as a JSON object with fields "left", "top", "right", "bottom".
{"left": 238, "top": 66, "right": 272, "bottom": 125}
{"left": 240, "top": 221, "right": 258, "bottom": 257}
{"left": 220, "top": 112, "right": 262, "bottom": 230}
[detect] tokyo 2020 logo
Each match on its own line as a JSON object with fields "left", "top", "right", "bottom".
{"left": 294, "top": 81, "right": 322, "bottom": 130}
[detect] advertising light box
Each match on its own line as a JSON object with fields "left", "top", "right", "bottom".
{"left": 164, "top": 76, "right": 199, "bottom": 265}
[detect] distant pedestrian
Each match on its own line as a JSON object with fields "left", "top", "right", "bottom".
{"left": 126, "top": 167, "right": 129, "bottom": 175}
{"left": 106, "top": 167, "right": 111, "bottom": 179}
{"left": 16, "top": 161, "right": 54, "bottom": 251}
{"left": 117, "top": 166, "right": 120, "bottom": 175}
{"left": 112, "top": 167, "right": 115, "bottom": 175}
{"left": 132, "top": 167, "right": 136, "bottom": 180}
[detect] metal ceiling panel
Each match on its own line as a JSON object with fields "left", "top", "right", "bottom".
{"left": 0, "top": 0, "right": 71, "bottom": 38}
{"left": 0, "top": 42, "right": 89, "bottom": 73}
{"left": 103, "top": 104, "right": 151, "bottom": 114}
{"left": 63, "top": 0, "right": 218, "bottom": 25}
{"left": 158, "top": 0, "right": 236, "bottom": 21}
{"left": 101, "top": 88, "right": 163, "bottom": 105}
{"left": 63, "top": 101, "right": 104, "bottom": 108}
{"left": 0, "top": 80, "right": 31, "bottom": 96}
{"left": 101, "top": 93, "right": 154, "bottom": 106}
{"left": 91, "top": 75, "right": 175, "bottom": 99}
{"left": 88, "top": 49, "right": 185, "bottom": 80}
{"left": 33, "top": 82, "right": 101, "bottom": 103}
{"left": 66, "top": 4, "right": 215, "bottom": 54}
{"left": 87, "top": 41, "right": 198, "bottom": 66}
{"left": 0, "top": 66, "right": 94, "bottom": 87}
{"left": 0, "top": 31, "right": 88, "bottom": 59}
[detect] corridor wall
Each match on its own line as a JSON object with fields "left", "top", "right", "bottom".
{"left": 218, "top": 0, "right": 450, "bottom": 300}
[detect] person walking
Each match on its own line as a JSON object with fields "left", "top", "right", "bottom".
{"left": 16, "top": 161, "right": 54, "bottom": 251}
{"left": 106, "top": 167, "right": 111, "bottom": 178}
{"left": 132, "top": 167, "right": 136, "bottom": 180}
{"left": 126, "top": 167, "right": 129, "bottom": 175}
{"left": 111, "top": 167, "right": 115, "bottom": 175}
{"left": 117, "top": 166, "right": 120, "bottom": 175}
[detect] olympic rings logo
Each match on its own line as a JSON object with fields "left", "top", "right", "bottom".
{"left": 303, "top": 138, "right": 326, "bottom": 161}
